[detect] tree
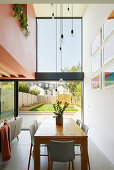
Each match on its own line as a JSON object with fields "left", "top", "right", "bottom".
{"left": 62, "top": 63, "right": 82, "bottom": 105}
{"left": 61, "top": 63, "right": 81, "bottom": 72}
{"left": 18, "top": 82, "right": 30, "bottom": 93}
{"left": 18, "top": 82, "right": 40, "bottom": 96}
{"left": 73, "top": 82, "right": 82, "bottom": 105}
{"left": 30, "top": 89, "right": 40, "bottom": 96}
{"left": 1, "top": 83, "right": 14, "bottom": 90}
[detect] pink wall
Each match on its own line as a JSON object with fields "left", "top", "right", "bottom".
{"left": 0, "top": 4, "right": 36, "bottom": 79}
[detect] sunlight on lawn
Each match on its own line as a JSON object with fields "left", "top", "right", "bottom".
{"left": 30, "top": 104, "right": 78, "bottom": 111}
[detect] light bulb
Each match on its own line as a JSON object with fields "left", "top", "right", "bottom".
{"left": 60, "top": 47, "right": 62, "bottom": 51}
{"left": 61, "top": 34, "right": 64, "bottom": 39}
{"left": 71, "top": 29, "right": 74, "bottom": 37}
{"left": 51, "top": 3, "right": 54, "bottom": 19}
{"left": 52, "top": 13, "right": 54, "bottom": 19}
{"left": 60, "top": 34, "right": 65, "bottom": 43}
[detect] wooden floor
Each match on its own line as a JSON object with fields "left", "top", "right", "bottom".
{"left": 0, "top": 131, "right": 114, "bottom": 170}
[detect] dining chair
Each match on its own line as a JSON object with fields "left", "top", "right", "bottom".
{"left": 33, "top": 119, "right": 38, "bottom": 132}
{"left": 76, "top": 119, "right": 82, "bottom": 127}
{"left": 28, "top": 123, "right": 48, "bottom": 170}
{"left": 81, "top": 123, "right": 89, "bottom": 135}
{"left": 48, "top": 140, "right": 75, "bottom": 170}
{"left": 28, "top": 124, "right": 35, "bottom": 170}
{"left": 75, "top": 123, "right": 90, "bottom": 170}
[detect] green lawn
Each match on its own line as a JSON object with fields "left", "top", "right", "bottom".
{"left": 30, "top": 104, "right": 78, "bottom": 111}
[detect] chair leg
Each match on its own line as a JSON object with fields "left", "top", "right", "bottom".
{"left": 68, "top": 161, "right": 70, "bottom": 170}
{"left": 71, "top": 160, "right": 74, "bottom": 170}
{"left": 17, "top": 136, "right": 19, "bottom": 141}
{"left": 28, "top": 144, "right": 32, "bottom": 170}
{"left": 47, "top": 150, "right": 50, "bottom": 170}
{"left": 50, "top": 160, "right": 53, "bottom": 170}
{"left": 88, "top": 154, "right": 90, "bottom": 170}
{"left": 75, "top": 145, "right": 90, "bottom": 170}
{"left": 80, "top": 145, "right": 82, "bottom": 153}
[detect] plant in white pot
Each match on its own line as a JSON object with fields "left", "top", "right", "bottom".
{"left": 53, "top": 100, "right": 69, "bottom": 125}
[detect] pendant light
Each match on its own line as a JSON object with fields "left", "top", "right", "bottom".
{"left": 67, "top": 4, "right": 70, "bottom": 11}
{"left": 60, "top": 4, "right": 64, "bottom": 42}
{"left": 55, "top": 4, "right": 58, "bottom": 94}
{"left": 51, "top": 3, "right": 54, "bottom": 19}
{"left": 71, "top": 4, "right": 74, "bottom": 37}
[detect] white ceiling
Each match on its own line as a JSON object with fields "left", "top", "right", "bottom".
{"left": 1, "top": 0, "right": 113, "bottom": 4}
{"left": 33, "top": 4, "right": 88, "bottom": 17}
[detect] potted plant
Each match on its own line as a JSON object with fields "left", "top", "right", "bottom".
{"left": 53, "top": 100, "right": 69, "bottom": 125}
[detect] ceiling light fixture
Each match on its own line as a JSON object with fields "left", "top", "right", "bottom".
{"left": 51, "top": 3, "right": 54, "bottom": 19}
{"left": 55, "top": 4, "right": 58, "bottom": 94}
{"left": 60, "top": 4, "right": 64, "bottom": 42}
{"left": 71, "top": 4, "right": 74, "bottom": 37}
{"left": 67, "top": 4, "right": 70, "bottom": 11}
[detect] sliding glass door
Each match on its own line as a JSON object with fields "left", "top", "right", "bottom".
{"left": 0, "top": 81, "right": 14, "bottom": 121}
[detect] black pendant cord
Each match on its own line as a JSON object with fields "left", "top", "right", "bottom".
{"left": 56, "top": 4, "right": 58, "bottom": 94}
{"left": 71, "top": 4, "right": 74, "bottom": 35}
{"left": 60, "top": 4, "right": 63, "bottom": 71}
{"left": 60, "top": 4, "right": 63, "bottom": 39}
{"left": 56, "top": 4, "right": 57, "bottom": 73}
{"left": 59, "top": 35, "right": 62, "bottom": 71}
{"left": 62, "top": 4, "right": 63, "bottom": 38}
{"left": 51, "top": 3, "right": 54, "bottom": 18}
{"left": 72, "top": 4, "right": 73, "bottom": 29}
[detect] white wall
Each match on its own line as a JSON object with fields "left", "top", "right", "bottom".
{"left": 83, "top": 4, "right": 114, "bottom": 164}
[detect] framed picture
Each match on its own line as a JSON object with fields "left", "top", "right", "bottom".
{"left": 102, "top": 65, "right": 114, "bottom": 88}
{"left": 91, "top": 73, "right": 101, "bottom": 90}
{"left": 102, "top": 38, "right": 114, "bottom": 65}
{"left": 91, "top": 31, "right": 101, "bottom": 55}
{"left": 92, "top": 51, "right": 101, "bottom": 73}
{"left": 102, "top": 19, "right": 114, "bottom": 41}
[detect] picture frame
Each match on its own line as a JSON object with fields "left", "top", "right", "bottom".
{"left": 91, "top": 51, "right": 101, "bottom": 73}
{"left": 91, "top": 31, "right": 101, "bottom": 55}
{"left": 91, "top": 73, "right": 101, "bottom": 91}
{"left": 102, "top": 37, "right": 114, "bottom": 65}
{"left": 102, "top": 19, "right": 114, "bottom": 41}
{"left": 102, "top": 65, "right": 114, "bottom": 89}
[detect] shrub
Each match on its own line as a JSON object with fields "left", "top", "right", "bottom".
{"left": 2, "top": 83, "right": 14, "bottom": 90}
{"left": 18, "top": 82, "right": 30, "bottom": 93}
{"left": 30, "top": 89, "right": 40, "bottom": 96}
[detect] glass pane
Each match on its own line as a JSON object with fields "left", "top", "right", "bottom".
{"left": 0, "top": 82, "right": 14, "bottom": 121}
{"left": 18, "top": 81, "right": 82, "bottom": 129}
{"left": 38, "top": 19, "right": 82, "bottom": 72}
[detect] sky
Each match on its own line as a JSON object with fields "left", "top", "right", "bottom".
{"left": 38, "top": 19, "right": 82, "bottom": 72}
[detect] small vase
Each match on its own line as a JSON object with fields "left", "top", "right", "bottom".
{"left": 56, "top": 116, "right": 63, "bottom": 125}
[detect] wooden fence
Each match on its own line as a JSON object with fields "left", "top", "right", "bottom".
{"left": 18, "top": 92, "right": 57, "bottom": 107}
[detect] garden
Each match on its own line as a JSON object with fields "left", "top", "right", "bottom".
{"left": 30, "top": 104, "right": 78, "bottom": 112}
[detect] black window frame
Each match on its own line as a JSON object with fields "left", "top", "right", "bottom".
{"left": 35, "top": 17, "right": 84, "bottom": 121}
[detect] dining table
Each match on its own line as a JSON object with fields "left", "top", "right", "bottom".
{"left": 34, "top": 118, "right": 88, "bottom": 170}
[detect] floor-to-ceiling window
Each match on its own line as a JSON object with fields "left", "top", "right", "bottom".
{"left": 38, "top": 18, "right": 82, "bottom": 72}
{"left": 18, "top": 18, "right": 83, "bottom": 129}
{"left": 18, "top": 80, "right": 82, "bottom": 129}
{"left": 0, "top": 81, "right": 14, "bottom": 121}
{"left": 37, "top": 17, "right": 83, "bottom": 119}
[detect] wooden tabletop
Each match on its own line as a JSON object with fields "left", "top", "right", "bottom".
{"left": 34, "top": 118, "right": 87, "bottom": 139}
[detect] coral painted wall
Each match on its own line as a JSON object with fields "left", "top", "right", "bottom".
{"left": 0, "top": 4, "right": 36, "bottom": 78}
